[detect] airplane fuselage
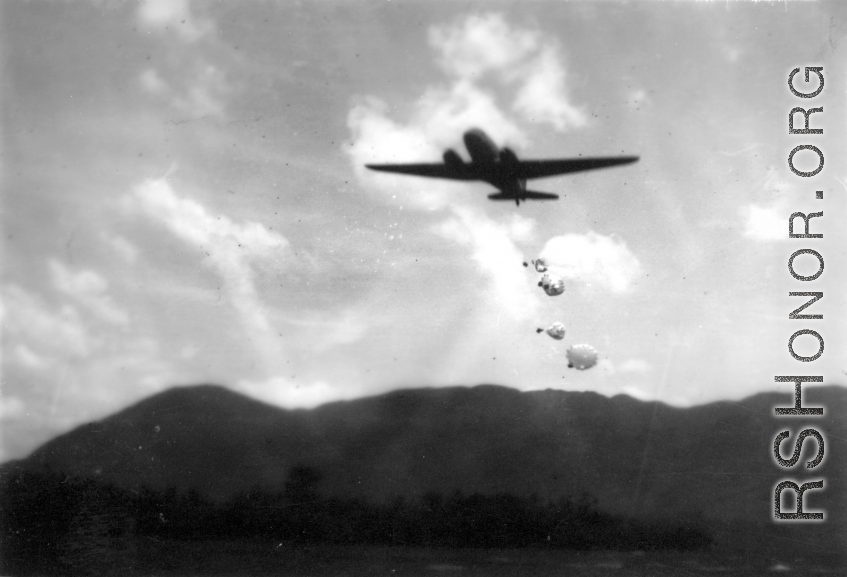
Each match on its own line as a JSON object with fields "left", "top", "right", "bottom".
{"left": 461, "top": 129, "right": 528, "bottom": 201}
{"left": 463, "top": 129, "right": 499, "bottom": 163}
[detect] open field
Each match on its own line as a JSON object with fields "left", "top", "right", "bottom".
{"left": 133, "top": 539, "right": 843, "bottom": 577}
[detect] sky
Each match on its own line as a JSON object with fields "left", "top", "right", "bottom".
{"left": 2, "top": 1, "right": 847, "bottom": 463}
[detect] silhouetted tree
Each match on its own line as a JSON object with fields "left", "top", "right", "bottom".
{"left": 1, "top": 465, "right": 711, "bottom": 574}
{"left": 56, "top": 486, "right": 136, "bottom": 576}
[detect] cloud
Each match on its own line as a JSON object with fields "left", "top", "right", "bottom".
{"left": 131, "top": 178, "right": 289, "bottom": 368}
{"left": 539, "top": 231, "right": 641, "bottom": 292}
{"left": 137, "top": 0, "right": 212, "bottom": 42}
{"left": 416, "top": 82, "right": 529, "bottom": 148}
{"left": 101, "top": 233, "right": 139, "bottom": 264}
{"left": 135, "top": 0, "right": 231, "bottom": 120}
{"left": 235, "top": 377, "right": 365, "bottom": 409}
{"left": 3, "top": 284, "right": 99, "bottom": 361}
{"left": 621, "top": 385, "right": 654, "bottom": 402}
{"left": 506, "top": 212, "right": 536, "bottom": 242}
{"left": 306, "top": 309, "right": 370, "bottom": 352}
{"left": 619, "top": 359, "right": 653, "bottom": 373}
{"left": 50, "top": 260, "right": 130, "bottom": 325}
{"left": 740, "top": 166, "right": 795, "bottom": 242}
{"left": 512, "top": 47, "right": 586, "bottom": 130}
{"left": 597, "top": 358, "right": 616, "bottom": 376}
{"left": 437, "top": 206, "right": 538, "bottom": 320}
{"left": 13, "top": 344, "right": 51, "bottom": 370}
{"left": 171, "top": 64, "right": 231, "bottom": 118}
{"left": 741, "top": 203, "right": 784, "bottom": 241}
{"left": 347, "top": 99, "right": 452, "bottom": 212}
{"left": 429, "top": 13, "right": 586, "bottom": 130}
{"left": 139, "top": 64, "right": 231, "bottom": 119}
{"left": 2, "top": 270, "right": 166, "bottom": 375}
{"left": 429, "top": 13, "right": 539, "bottom": 79}
{"left": 0, "top": 396, "right": 26, "bottom": 421}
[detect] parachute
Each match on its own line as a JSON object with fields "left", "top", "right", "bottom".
{"left": 532, "top": 258, "right": 548, "bottom": 273}
{"left": 538, "top": 273, "right": 565, "bottom": 296}
{"left": 566, "top": 344, "right": 598, "bottom": 370}
{"left": 545, "top": 322, "right": 566, "bottom": 340}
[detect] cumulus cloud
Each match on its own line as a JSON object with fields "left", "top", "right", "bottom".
{"left": 50, "top": 260, "right": 130, "bottom": 325}
{"left": 741, "top": 203, "right": 784, "bottom": 241}
{"left": 3, "top": 284, "right": 99, "bottom": 361}
{"left": 512, "top": 47, "right": 586, "bottom": 130}
{"left": 428, "top": 13, "right": 586, "bottom": 130}
{"left": 131, "top": 178, "right": 288, "bottom": 367}
{"left": 347, "top": 100, "right": 454, "bottom": 212}
{"left": 506, "top": 212, "right": 536, "bottom": 242}
{"left": 739, "top": 165, "right": 795, "bottom": 242}
{"left": 137, "top": 0, "right": 212, "bottom": 42}
{"left": 135, "top": 0, "right": 231, "bottom": 119}
{"left": 436, "top": 206, "right": 538, "bottom": 320}
{"left": 539, "top": 231, "right": 641, "bottom": 292}
{"left": 416, "top": 82, "right": 529, "bottom": 148}
{"left": 430, "top": 13, "right": 538, "bottom": 79}
{"left": 2, "top": 270, "right": 166, "bottom": 375}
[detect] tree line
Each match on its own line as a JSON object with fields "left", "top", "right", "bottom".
{"left": 1, "top": 465, "right": 711, "bottom": 575}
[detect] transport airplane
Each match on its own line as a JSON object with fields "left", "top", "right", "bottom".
{"left": 366, "top": 128, "right": 638, "bottom": 205}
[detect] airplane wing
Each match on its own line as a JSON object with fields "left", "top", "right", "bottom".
{"left": 365, "top": 163, "right": 479, "bottom": 181}
{"left": 516, "top": 156, "right": 639, "bottom": 180}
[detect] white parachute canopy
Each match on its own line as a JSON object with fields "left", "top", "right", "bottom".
{"left": 545, "top": 322, "right": 566, "bottom": 340}
{"left": 533, "top": 258, "right": 548, "bottom": 273}
{"left": 538, "top": 273, "right": 565, "bottom": 296}
{"left": 566, "top": 344, "right": 599, "bottom": 370}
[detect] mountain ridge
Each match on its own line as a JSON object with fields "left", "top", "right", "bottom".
{"left": 6, "top": 383, "right": 846, "bottom": 529}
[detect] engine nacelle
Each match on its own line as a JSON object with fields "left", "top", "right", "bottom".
{"left": 443, "top": 149, "right": 464, "bottom": 166}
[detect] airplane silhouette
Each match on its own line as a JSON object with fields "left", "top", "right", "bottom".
{"left": 366, "top": 128, "right": 639, "bottom": 205}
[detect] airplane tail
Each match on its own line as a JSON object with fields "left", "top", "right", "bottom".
{"left": 522, "top": 190, "right": 559, "bottom": 200}
{"left": 487, "top": 191, "right": 559, "bottom": 202}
